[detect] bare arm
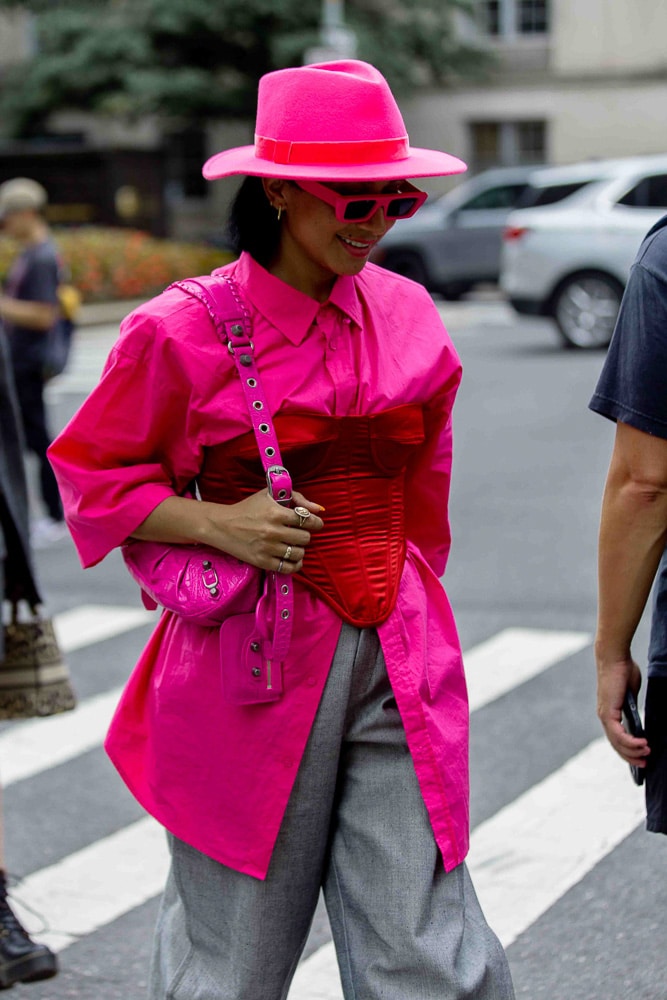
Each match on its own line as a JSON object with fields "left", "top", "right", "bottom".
{"left": 595, "top": 420, "right": 667, "bottom": 767}
{"left": 130, "top": 489, "right": 324, "bottom": 577}
{"left": 0, "top": 294, "right": 58, "bottom": 331}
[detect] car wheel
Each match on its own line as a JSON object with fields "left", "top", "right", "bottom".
{"left": 381, "top": 251, "right": 429, "bottom": 288}
{"left": 551, "top": 272, "right": 623, "bottom": 349}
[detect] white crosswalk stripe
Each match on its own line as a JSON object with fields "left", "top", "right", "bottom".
{"left": 288, "top": 742, "right": 645, "bottom": 1000}
{"left": 12, "top": 818, "right": 168, "bottom": 955}
{"left": 1, "top": 609, "right": 642, "bottom": 998}
{"left": 0, "top": 606, "right": 152, "bottom": 787}
{"left": 464, "top": 627, "right": 590, "bottom": 711}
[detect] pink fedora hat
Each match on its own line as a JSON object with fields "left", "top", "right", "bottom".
{"left": 203, "top": 60, "right": 466, "bottom": 182}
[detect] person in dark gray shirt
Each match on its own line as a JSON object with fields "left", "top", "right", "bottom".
{"left": 0, "top": 179, "right": 66, "bottom": 547}
{"left": 590, "top": 213, "right": 667, "bottom": 835}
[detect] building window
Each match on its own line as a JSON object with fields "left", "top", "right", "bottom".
{"left": 478, "top": 0, "right": 548, "bottom": 36}
{"left": 469, "top": 121, "right": 547, "bottom": 171}
{"left": 518, "top": 0, "right": 548, "bottom": 33}
{"left": 482, "top": 0, "right": 501, "bottom": 34}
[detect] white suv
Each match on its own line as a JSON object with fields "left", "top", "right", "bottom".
{"left": 500, "top": 155, "right": 667, "bottom": 348}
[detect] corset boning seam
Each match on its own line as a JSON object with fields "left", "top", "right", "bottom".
{"left": 197, "top": 407, "right": 425, "bottom": 627}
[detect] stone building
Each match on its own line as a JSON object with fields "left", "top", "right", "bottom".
{"left": 405, "top": 0, "right": 667, "bottom": 193}
{"left": 2, "top": 1, "right": 666, "bottom": 233}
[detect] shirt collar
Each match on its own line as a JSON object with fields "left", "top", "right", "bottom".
{"left": 236, "top": 252, "right": 363, "bottom": 345}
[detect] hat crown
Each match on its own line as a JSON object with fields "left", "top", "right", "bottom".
{"left": 202, "top": 59, "right": 467, "bottom": 182}
{"left": 256, "top": 61, "right": 407, "bottom": 146}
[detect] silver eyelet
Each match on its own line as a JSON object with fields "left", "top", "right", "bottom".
{"left": 259, "top": 423, "right": 270, "bottom": 433}
{"left": 278, "top": 489, "right": 288, "bottom": 499}
{"left": 253, "top": 400, "right": 263, "bottom": 410}
{"left": 265, "top": 447, "right": 275, "bottom": 457}
{"left": 281, "top": 584, "right": 290, "bottom": 595}
{"left": 281, "top": 609, "right": 290, "bottom": 620}
{"left": 247, "top": 378, "right": 257, "bottom": 387}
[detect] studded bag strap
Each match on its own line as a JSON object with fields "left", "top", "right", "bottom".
{"left": 167, "top": 274, "right": 293, "bottom": 663}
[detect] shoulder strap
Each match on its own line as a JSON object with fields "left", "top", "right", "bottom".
{"left": 166, "top": 274, "right": 293, "bottom": 665}
{"left": 169, "top": 275, "right": 292, "bottom": 504}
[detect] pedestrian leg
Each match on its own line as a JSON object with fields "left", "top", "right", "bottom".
{"left": 13, "top": 368, "right": 62, "bottom": 522}
{"left": 148, "top": 624, "right": 367, "bottom": 1000}
{"left": 323, "top": 632, "right": 515, "bottom": 1000}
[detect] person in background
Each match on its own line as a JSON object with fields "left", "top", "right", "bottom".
{"left": 0, "top": 326, "right": 58, "bottom": 988}
{"left": 49, "top": 61, "right": 515, "bottom": 999}
{"left": 590, "top": 212, "right": 667, "bottom": 834}
{"left": 0, "top": 178, "right": 67, "bottom": 549}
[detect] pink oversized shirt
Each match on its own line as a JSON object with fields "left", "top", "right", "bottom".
{"left": 49, "top": 252, "right": 469, "bottom": 879}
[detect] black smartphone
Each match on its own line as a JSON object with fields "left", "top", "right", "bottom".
{"left": 621, "top": 689, "right": 646, "bottom": 786}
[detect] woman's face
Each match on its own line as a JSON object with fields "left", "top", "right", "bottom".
{"left": 263, "top": 177, "right": 406, "bottom": 300}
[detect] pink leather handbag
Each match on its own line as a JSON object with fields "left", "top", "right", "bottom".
{"left": 121, "top": 274, "right": 294, "bottom": 704}
{"left": 122, "top": 536, "right": 262, "bottom": 628}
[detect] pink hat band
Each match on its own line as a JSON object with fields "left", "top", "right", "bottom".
{"left": 203, "top": 60, "right": 467, "bottom": 183}
{"left": 254, "top": 135, "right": 409, "bottom": 167}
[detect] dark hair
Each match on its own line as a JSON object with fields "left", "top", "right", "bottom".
{"left": 227, "top": 176, "right": 282, "bottom": 269}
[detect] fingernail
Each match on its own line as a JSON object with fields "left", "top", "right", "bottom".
{"left": 316, "top": 505, "right": 326, "bottom": 512}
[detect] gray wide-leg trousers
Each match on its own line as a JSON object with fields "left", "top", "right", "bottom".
{"left": 149, "top": 625, "right": 515, "bottom": 1000}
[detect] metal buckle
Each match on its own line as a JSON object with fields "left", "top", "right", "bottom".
{"left": 266, "top": 464, "right": 291, "bottom": 504}
{"left": 228, "top": 339, "right": 254, "bottom": 355}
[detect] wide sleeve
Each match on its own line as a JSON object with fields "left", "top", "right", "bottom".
{"left": 366, "top": 274, "right": 462, "bottom": 581}
{"left": 589, "top": 259, "right": 667, "bottom": 438}
{"left": 48, "top": 307, "right": 205, "bottom": 568}
{"left": 404, "top": 376, "right": 460, "bottom": 580}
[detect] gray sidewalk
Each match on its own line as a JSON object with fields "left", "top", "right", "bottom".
{"left": 79, "top": 298, "right": 145, "bottom": 327}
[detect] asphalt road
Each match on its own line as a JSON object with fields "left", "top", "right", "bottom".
{"left": 3, "top": 296, "right": 664, "bottom": 1000}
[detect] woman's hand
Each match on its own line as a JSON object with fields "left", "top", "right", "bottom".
{"left": 198, "top": 489, "right": 324, "bottom": 575}
{"left": 130, "top": 490, "right": 324, "bottom": 575}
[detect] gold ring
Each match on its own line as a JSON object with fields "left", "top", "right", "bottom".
{"left": 294, "top": 506, "right": 311, "bottom": 527}
{"left": 284, "top": 545, "right": 292, "bottom": 561}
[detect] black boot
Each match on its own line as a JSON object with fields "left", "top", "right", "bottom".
{"left": 0, "top": 871, "right": 58, "bottom": 989}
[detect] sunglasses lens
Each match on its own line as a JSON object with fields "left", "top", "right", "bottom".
{"left": 339, "top": 192, "right": 422, "bottom": 222}
{"left": 387, "top": 196, "right": 419, "bottom": 218}
{"left": 343, "top": 200, "right": 377, "bottom": 221}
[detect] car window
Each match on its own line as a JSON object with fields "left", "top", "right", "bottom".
{"left": 517, "top": 180, "right": 593, "bottom": 208}
{"left": 457, "top": 183, "right": 529, "bottom": 211}
{"left": 617, "top": 173, "right": 667, "bottom": 209}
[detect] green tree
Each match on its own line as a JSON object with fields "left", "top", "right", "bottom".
{"left": 0, "top": 0, "right": 488, "bottom": 137}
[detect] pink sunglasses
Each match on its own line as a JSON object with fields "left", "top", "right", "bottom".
{"left": 295, "top": 179, "right": 428, "bottom": 223}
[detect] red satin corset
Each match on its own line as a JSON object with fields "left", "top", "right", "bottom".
{"left": 197, "top": 404, "right": 426, "bottom": 627}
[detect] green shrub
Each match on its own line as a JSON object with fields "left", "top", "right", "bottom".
{"left": 0, "top": 227, "right": 234, "bottom": 303}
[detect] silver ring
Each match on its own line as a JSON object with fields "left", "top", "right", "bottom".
{"left": 294, "top": 506, "right": 311, "bottom": 527}
{"left": 284, "top": 545, "right": 292, "bottom": 562}
{"left": 277, "top": 559, "right": 285, "bottom": 574}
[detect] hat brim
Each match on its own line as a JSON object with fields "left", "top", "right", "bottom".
{"left": 202, "top": 145, "right": 467, "bottom": 182}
